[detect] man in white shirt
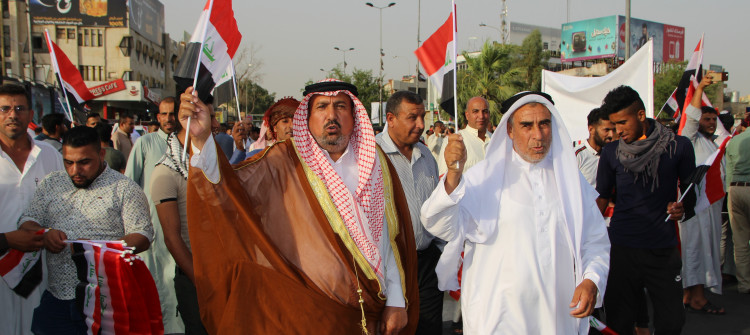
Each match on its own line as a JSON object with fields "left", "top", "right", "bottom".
{"left": 438, "top": 97, "right": 492, "bottom": 175}
{"left": 0, "top": 84, "right": 63, "bottom": 335}
{"left": 421, "top": 92, "right": 610, "bottom": 334}
{"left": 177, "top": 80, "right": 419, "bottom": 334}
{"left": 425, "top": 120, "right": 445, "bottom": 160}
{"left": 574, "top": 107, "right": 615, "bottom": 187}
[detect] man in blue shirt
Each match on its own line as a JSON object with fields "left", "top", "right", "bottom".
{"left": 596, "top": 86, "right": 696, "bottom": 335}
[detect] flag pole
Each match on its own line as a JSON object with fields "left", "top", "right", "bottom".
{"left": 45, "top": 29, "right": 76, "bottom": 124}
{"left": 183, "top": 0, "right": 216, "bottom": 162}
{"left": 451, "top": 0, "right": 458, "bottom": 126}
{"left": 230, "top": 62, "right": 242, "bottom": 122}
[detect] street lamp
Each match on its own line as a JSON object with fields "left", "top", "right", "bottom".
{"left": 365, "top": 2, "right": 396, "bottom": 126}
{"left": 479, "top": 23, "right": 502, "bottom": 42}
{"left": 333, "top": 47, "right": 355, "bottom": 74}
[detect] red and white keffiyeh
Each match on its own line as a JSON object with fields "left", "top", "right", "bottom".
{"left": 292, "top": 79, "right": 386, "bottom": 279}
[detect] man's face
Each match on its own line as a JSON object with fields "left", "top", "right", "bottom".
{"left": 0, "top": 94, "right": 32, "bottom": 141}
{"left": 387, "top": 101, "right": 426, "bottom": 147}
{"left": 273, "top": 117, "right": 293, "bottom": 141}
{"left": 435, "top": 122, "right": 446, "bottom": 134}
{"left": 589, "top": 119, "right": 616, "bottom": 148}
{"left": 120, "top": 117, "right": 135, "bottom": 134}
{"left": 699, "top": 112, "right": 717, "bottom": 136}
{"left": 308, "top": 93, "right": 354, "bottom": 154}
{"left": 63, "top": 144, "right": 104, "bottom": 189}
{"left": 465, "top": 97, "right": 489, "bottom": 131}
{"left": 86, "top": 116, "right": 101, "bottom": 128}
{"left": 208, "top": 105, "right": 220, "bottom": 134}
{"left": 157, "top": 101, "right": 176, "bottom": 133}
{"left": 241, "top": 118, "right": 253, "bottom": 132}
{"left": 507, "top": 103, "right": 552, "bottom": 164}
{"left": 609, "top": 108, "right": 646, "bottom": 144}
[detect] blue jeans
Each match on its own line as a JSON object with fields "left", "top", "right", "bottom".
{"left": 31, "top": 290, "right": 87, "bottom": 335}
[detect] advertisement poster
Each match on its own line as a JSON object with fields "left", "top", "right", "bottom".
{"left": 617, "top": 16, "right": 684, "bottom": 63}
{"left": 129, "top": 0, "right": 165, "bottom": 44}
{"left": 560, "top": 16, "right": 618, "bottom": 62}
{"left": 29, "top": 0, "right": 127, "bottom": 27}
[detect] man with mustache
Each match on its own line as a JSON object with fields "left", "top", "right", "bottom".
{"left": 376, "top": 91, "right": 442, "bottom": 334}
{"left": 438, "top": 96, "right": 492, "bottom": 175}
{"left": 421, "top": 92, "right": 610, "bottom": 333}
{"left": 179, "top": 79, "right": 418, "bottom": 334}
{"left": 575, "top": 107, "right": 616, "bottom": 187}
{"left": 124, "top": 96, "right": 185, "bottom": 333}
{"left": 0, "top": 84, "right": 63, "bottom": 335}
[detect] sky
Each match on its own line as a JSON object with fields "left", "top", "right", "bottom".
{"left": 164, "top": 0, "right": 750, "bottom": 100}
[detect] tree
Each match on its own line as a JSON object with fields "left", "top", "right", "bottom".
{"left": 514, "top": 29, "right": 549, "bottom": 92}
{"left": 653, "top": 61, "right": 722, "bottom": 119}
{"left": 455, "top": 40, "right": 523, "bottom": 126}
{"left": 239, "top": 79, "right": 275, "bottom": 117}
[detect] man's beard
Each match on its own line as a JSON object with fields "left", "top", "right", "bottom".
{"left": 593, "top": 132, "right": 610, "bottom": 148}
{"left": 70, "top": 175, "right": 95, "bottom": 189}
{"left": 313, "top": 120, "right": 348, "bottom": 153}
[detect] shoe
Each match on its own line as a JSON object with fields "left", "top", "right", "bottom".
{"left": 686, "top": 300, "right": 726, "bottom": 315}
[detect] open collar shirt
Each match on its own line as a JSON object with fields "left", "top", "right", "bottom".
{"left": 376, "top": 129, "right": 439, "bottom": 251}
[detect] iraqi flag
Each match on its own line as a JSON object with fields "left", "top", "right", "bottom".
{"left": 173, "top": 0, "right": 242, "bottom": 103}
{"left": 415, "top": 8, "right": 456, "bottom": 115}
{"left": 44, "top": 30, "right": 95, "bottom": 118}
{"left": 690, "top": 135, "right": 731, "bottom": 214}
{"left": 589, "top": 316, "right": 618, "bottom": 335}
{"left": 0, "top": 229, "right": 44, "bottom": 298}
{"left": 660, "top": 36, "right": 711, "bottom": 125}
{"left": 72, "top": 242, "right": 102, "bottom": 335}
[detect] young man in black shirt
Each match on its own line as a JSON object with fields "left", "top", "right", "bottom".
{"left": 596, "top": 86, "right": 696, "bottom": 335}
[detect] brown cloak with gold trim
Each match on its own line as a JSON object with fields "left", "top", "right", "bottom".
{"left": 186, "top": 140, "right": 419, "bottom": 334}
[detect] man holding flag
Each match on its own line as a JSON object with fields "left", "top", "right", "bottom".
{"left": 179, "top": 79, "right": 418, "bottom": 334}
{"left": 679, "top": 71, "right": 730, "bottom": 314}
{"left": 0, "top": 84, "right": 63, "bottom": 335}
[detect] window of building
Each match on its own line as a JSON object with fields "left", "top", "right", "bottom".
{"left": 89, "top": 29, "right": 95, "bottom": 47}
{"left": 99, "top": 66, "right": 104, "bottom": 81}
{"left": 31, "top": 35, "right": 47, "bottom": 53}
{"left": 79, "top": 66, "right": 85, "bottom": 79}
{"left": 118, "top": 36, "right": 132, "bottom": 56}
{"left": 83, "top": 30, "right": 89, "bottom": 46}
{"left": 57, "top": 28, "right": 66, "bottom": 39}
{"left": 122, "top": 71, "right": 132, "bottom": 81}
{"left": 543, "top": 42, "right": 549, "bottom": 50}
{"left": 98, "top": 30, "right": 103, "bottom": 47}
{"left": 78, "top": 31, "right": 83, "bottom": 46}
{"left": 67, "top": 28, "right": 75, "bottom": 40}
{"left": 2, "top": 0, "right": 9, "bottom": 19}
{"left": 3, "top": 25, "right": 10, "bottom": 57}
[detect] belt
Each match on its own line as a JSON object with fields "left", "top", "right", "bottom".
{"left": 730, "top": 182, "right": 750, "bottom": 187}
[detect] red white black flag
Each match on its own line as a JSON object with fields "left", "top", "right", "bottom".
{"left": 44, "top": 30, "right": 95, "bottom": 119}
{"left": 661, "top": 36, "right": 711, "bottom": 126}
{"left": 415, "top": 6, "right": 456, "bottom": 117}
{"left": 173, "top": 0, "right": 242, "bottom": 102}
{"left": 0, "top": 229, "right": 44, "bottom": 298}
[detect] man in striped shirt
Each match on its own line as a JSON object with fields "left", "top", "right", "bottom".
{"left": 376, "top": 90, "right": 442, "bottom": 334}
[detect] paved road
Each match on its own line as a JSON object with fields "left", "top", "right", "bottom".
{"left": 441, "top": 280, "right": 750, "bottom": 334}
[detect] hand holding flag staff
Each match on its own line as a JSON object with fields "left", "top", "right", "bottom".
{"left": 173, "top": 0, "right": 242, "bottom": 162}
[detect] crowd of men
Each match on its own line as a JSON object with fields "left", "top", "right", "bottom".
{"left": 0, "top": 71, "right": 749, "bottom": 335}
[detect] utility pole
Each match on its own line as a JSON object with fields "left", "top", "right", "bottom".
{"left": 625, "top": 0, "right": 631, "bottom": 61}
{"left": 500, "top": 0, "right": 509, "bottom": 45}
{"left": 365, "top": 2, "right": 396, "bottom": 126}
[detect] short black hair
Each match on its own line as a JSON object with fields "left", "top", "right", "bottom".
{"left": 63, "top": 125, "right": 101, "bottom": 150}
{"left": 700, "top": 106, "right": 718, "bottom": 115}
{"left": 0, "top": 84, "right": 31, "bottom": 106}
{"left": 601, "top": 85, "right": 645, "bottom": 117}
{"left": 41, "top": 113, "right": 66, "bottom": 133}
{"left": 718, "top": 113, "right": 734, "bottom": 131}
{"left": 434, "top": 120, "right": 444, "bottom": 126}
{"left": 386, "top": 91, "right": 423, "bottom": 117}
{"left": 94, "top": 123, "right": 113, "bottom": 143}
{"left": 119, "top": 113, "right": 135, "bottom": 122}
{"left": 586, "top": 107, "right": 608, "bottom": 126}
{"left": 86, "top": 112, "right": 101, "bottom": 120}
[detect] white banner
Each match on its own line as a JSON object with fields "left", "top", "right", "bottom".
{"left": 542, "top": 40, "right": 654, "bottom": 142}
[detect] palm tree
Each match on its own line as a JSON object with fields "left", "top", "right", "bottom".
{"left": 455, "top": 40, "right": 523, "bottom": 126}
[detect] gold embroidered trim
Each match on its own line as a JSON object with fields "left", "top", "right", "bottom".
{"left": 377, "top": 148, "right": 409, "bottom": 307}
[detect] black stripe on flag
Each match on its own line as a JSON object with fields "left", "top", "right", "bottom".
{"left": 439, "top": 69, "right": 455, "bottom": 117}
{"left": 173, "top": 43, "right": 217, "bottom": 103}
{"left": 11, "top": 253, "right": 42, "bottom": 298}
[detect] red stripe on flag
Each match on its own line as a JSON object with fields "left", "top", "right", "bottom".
{"left": 706, "top": 136, "right": 731, "bottom": 204}
{"left": 208, "top": 0, "right": 242, "bottom": 58}
{"left": 0, "top": 250, "right": 25, "bottom": 276}
{"left": 415, "top": 13, "right": 454, "bottom": 76}
{"left": 46, "top": 33, "right": 95, "bottom": 102}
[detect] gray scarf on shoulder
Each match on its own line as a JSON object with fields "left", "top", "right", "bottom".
{"left": 615, "top": 119, "right": 676, "bottom": 191}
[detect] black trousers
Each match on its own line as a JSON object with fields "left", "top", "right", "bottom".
{"left": 174, "top": 267, "right": 209, "bottom": 335}
{"left": 604, "top": 245, "right": 685, "bottom": 335}
{"left": 415, "top": 242, "right": 443, "bottom": 335}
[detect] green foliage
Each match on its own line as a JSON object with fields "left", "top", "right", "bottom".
{"left": 239, "top": 79, "right": 276, "bottom": 117}
{"left": 514, "top": 29, "right": 549, "bottom": 92}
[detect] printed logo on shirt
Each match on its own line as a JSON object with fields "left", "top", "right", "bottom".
{"left": 675, "top": 275, "right": 682, "bottom": 282}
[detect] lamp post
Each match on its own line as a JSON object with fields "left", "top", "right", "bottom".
{"left": 479, "top": 23, "right": 502, "bottom": 42}
{"left": 333, "top": 47, "right": 355, "bottom": 74}
{"left": 365, "top": 2, "right": 396, "bottom": 126}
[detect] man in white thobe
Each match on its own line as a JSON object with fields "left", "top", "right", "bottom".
{"left": 437, "top": 97, "right": 492, "bottom": 175}
{"left": 679, "top": 72, "right": 730, "bottom": 313}
{"left": 421, "top": 92, "right": 610, "bottom": 334}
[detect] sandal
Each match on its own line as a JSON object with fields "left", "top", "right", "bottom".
{"left": 687, "top": 300, "right": 726, "bottom": 315}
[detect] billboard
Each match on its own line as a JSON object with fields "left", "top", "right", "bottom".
{"left": 617, "top": 16, "right": 684, "bottom": 63}
{"left": 129, "top": 0, "right": 165, "bottom": 44}
{"left": 560, "top": 16, "right": 618, "bottom": 62}
{"left": 29, "top": 0, "right": 127, "bottom": 27}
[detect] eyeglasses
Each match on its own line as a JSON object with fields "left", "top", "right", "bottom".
{"left": 0, "top": 105, "right": 29, "bottom": 114}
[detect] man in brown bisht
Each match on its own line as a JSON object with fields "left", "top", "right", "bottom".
{"left": 178, "top": 79, "right": 418, "bottom": 334}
